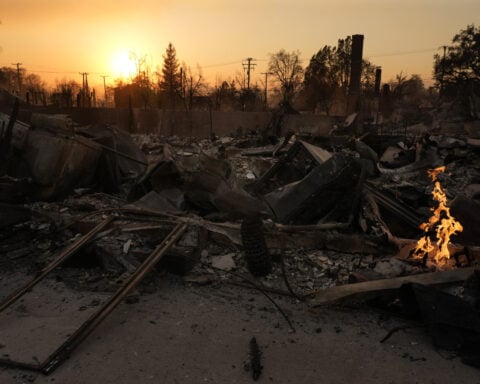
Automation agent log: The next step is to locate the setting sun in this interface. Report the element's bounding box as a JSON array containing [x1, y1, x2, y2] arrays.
[[111, 51, 137, 80]]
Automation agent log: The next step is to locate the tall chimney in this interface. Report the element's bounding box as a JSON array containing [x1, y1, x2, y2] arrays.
[[374, 67, 382, 96], [347, 34, 364, 115]]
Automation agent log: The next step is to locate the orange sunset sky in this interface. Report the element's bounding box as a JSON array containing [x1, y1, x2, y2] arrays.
[[1, 0, 479, 91]]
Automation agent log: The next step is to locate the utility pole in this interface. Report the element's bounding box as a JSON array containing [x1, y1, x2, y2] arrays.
[[100, 75, 109, 105], [261, 72, 272, 109], [79, 72, 89, 93], [11, 62, 22, 94], [242, 57, 257, 90], [79, 72, 89, 107]]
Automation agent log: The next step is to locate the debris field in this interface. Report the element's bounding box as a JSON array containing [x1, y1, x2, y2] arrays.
[[1, 92, 480, 383]]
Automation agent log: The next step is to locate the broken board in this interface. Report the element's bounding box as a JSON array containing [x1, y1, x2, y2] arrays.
[[309, 267, 476, 306]]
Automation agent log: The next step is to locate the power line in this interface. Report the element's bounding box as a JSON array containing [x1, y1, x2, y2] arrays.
[[367, 47, 437, 58], [24, 69, 83, 75], [35, 69, 103, 75], [1, 59, 267, 78], [202, 60, 243, 69], [0, 64, 103, 75]]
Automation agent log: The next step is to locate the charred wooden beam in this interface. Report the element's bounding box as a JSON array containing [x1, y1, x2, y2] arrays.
[[0, 221, 187, 374], [309, 267, 476, 306], [0, 217, 114, 312], [364, 183, 423, 229], [42, 222, 187, 374]]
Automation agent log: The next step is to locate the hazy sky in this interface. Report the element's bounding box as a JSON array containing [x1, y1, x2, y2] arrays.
[[1, 0, 479, 89]]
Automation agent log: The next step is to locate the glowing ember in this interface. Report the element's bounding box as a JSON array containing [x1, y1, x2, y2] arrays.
[[412, 166, 463, 264]]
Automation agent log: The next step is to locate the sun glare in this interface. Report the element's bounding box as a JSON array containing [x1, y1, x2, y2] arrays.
[[111, 52, 137, 79]]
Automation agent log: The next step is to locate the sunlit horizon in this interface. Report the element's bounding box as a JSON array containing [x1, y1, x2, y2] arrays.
[[1, 0, 479, 90], [0, 46, 442, 90]]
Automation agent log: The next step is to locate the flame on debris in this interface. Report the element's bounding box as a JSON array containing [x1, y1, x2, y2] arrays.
[[412, 166, 463, 264]]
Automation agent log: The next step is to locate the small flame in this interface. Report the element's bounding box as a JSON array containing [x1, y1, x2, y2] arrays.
[[413, 166, 463, 264]]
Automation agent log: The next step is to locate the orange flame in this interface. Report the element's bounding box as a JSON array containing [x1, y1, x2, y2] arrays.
[[413, 166, 463, 264]]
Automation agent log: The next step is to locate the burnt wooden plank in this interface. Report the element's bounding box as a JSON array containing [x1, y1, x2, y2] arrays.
[[309, 267, 476, 306]]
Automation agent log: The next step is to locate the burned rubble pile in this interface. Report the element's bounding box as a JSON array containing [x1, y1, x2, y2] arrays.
[[2, 100, 480, 372]]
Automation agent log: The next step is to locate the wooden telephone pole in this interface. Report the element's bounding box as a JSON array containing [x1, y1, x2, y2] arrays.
[[242, 58, 257, 90], [11, 62, 22, 93], [261, 72, 272, 109], [100, 75, 110, 105]]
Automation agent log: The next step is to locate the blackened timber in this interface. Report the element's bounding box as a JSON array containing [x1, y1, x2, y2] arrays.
[[250, 140, 332, 196], [364, 183, 422, 229], [310, 267, 476, 306], [0, 221, 187, 374], [264, 154, 361, 224], [42, 222, 187, 374], [250, 140, 305, 196], [0, 217, 114, 313]]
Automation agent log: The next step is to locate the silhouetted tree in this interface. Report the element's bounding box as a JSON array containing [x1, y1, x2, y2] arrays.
[[300, 36, 378, 114], [180, 64, 207, 110], [112, 53, 155, 109], [301, 46, 339, 114], [434, 24, 480, 101], [24, 73, 47, 104], [0, 67, 18, 93], [387, 73, 431, 124], [268, 49, 304, 104], [337, 36, 352, 90], [361, 60, 377, 97], [133, 57, 154, 109], [388, 73, 429, 110], [213, 79, 238, 110], [0, 67, 48, 104], [159, 42, 181, 108], [239, 86, 263, 112], [51, 78, 80, 107]]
